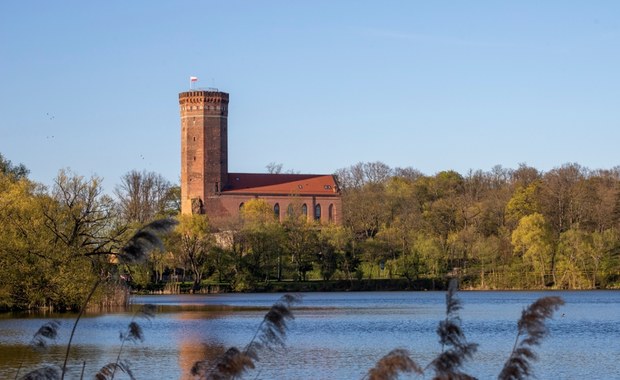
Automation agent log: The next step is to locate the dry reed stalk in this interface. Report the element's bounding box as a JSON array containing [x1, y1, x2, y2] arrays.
[[95, 304, 156, 380], [365, 348, 423, 380], [191, 294, 301, 380], [498, 296, 565, 380], [429, 278, 478, 380]]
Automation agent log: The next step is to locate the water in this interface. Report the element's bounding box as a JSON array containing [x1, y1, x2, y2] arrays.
[[1, 291, 619, 379]]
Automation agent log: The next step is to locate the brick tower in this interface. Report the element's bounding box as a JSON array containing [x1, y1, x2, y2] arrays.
[[179, 90, 229, 215]]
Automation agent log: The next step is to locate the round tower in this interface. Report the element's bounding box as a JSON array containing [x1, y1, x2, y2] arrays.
[[179, 90, 229, 215]]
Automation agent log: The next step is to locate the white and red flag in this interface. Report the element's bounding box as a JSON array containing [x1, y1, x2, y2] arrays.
[[190, 76, 198, 82]]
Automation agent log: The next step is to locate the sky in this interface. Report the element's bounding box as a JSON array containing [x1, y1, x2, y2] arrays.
[[1, 1, 619, 194]]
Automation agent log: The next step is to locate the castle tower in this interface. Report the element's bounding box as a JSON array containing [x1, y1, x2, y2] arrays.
[[179, 90, 229, 215]]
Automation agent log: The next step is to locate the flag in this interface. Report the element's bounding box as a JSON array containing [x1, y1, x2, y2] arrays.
[[190, 76, 198, 82]]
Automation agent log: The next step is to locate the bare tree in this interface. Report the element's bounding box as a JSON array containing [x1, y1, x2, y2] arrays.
[[115, 170, 176, 224], [266, 162, 284, 174]]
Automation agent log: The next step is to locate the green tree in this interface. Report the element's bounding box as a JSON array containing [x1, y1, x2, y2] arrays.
[[240, 199, 286, 282], [283, 217, 319, 281], [511, 213, 555, 287], [556, 228, 592, 289], [174, 214, 214, 291], [505, 182, 541, 226], [320, 224, 358, 281]]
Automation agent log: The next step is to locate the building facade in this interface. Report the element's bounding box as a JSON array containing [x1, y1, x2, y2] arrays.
[[179, 90, 342, 223]]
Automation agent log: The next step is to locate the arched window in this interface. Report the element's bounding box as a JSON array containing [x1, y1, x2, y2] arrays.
[[287, 204, 294, 216], [314, 204, 321, 221], [301, 204, 308, 216], [328, 204, 334, 222], [239, 202, 244, 210], [274, 203, 280, 218]]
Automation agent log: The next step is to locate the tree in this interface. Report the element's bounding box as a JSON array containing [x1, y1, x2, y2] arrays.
[[266, 162, 283, 174], [556, 228, 592, 289], [320, 224, 357, 280], [511, 213, 555, 287], [39, 169, 125, 309], [0, 169, 132, 310], [239, 199, 286, 282], [539, 163, 586, 234], [174, 214, 214, 291], [0, 172, 47, 309], [334, 161, 392, 190], [505, 182, 542, 225], [115, 170, 176, 224], [0, 152, 29, 180], [283, 216, 319, 282]]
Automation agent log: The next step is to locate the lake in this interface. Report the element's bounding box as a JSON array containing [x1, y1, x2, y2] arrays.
[[1, 290, 619, 379]]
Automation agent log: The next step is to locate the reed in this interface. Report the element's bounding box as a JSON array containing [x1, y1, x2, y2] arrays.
[[365, 349, 423, 380], [365, 278, 563, 380], [498, 296, 565, 380], [95, 304, 156, 380], [191, 294, 301, 380]]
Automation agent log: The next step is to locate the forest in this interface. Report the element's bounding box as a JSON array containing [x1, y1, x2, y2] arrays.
[[1, 153, 619, 310]]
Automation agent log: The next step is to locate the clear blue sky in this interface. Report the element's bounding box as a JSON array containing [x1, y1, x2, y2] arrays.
[[1, 1, 619, 193]]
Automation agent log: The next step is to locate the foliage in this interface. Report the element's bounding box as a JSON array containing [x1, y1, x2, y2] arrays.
[[2, 151, 620, 309], [18, 215, 176, 380], [0, 152, 29, 180], [172, 214, 215, 291]]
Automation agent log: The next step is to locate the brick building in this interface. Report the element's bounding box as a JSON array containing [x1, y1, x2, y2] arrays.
[[179, 90, 342, 224]]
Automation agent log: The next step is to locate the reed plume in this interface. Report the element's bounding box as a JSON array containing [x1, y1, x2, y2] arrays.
[[498, 296, 564, 380], [19, 366, 61, 380], [117, 218, 178, 264], [30, 320, 60, 349], [191, 294, 301, 380], [429, 278, 478, 380], [364, 348, 422, 380], [95, 304, 156, 380]]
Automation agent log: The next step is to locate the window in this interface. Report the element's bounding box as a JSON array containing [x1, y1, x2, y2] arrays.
[[274, 203, 280, 218], [301, 204, 308, 216], [328, 204, 334, 222], [239, 202, 244, 210], [287, 204, 294, 216], [314, 204, 321, 221]]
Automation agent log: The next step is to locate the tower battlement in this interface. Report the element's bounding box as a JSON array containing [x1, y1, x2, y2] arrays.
[[179, 91, 229, 103]]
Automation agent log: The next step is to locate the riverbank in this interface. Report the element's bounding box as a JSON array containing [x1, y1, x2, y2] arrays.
[[133, 276, 620, 295], [133, 278, 449, 294]]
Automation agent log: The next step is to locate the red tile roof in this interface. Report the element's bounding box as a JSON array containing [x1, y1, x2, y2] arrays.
[[223, 173, 340, 195]]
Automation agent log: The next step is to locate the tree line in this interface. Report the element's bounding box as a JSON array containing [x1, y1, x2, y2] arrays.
[[1, 153, 619, 310]]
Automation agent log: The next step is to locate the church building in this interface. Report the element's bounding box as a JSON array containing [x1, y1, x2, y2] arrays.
[[179, 90, 342, 224]]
